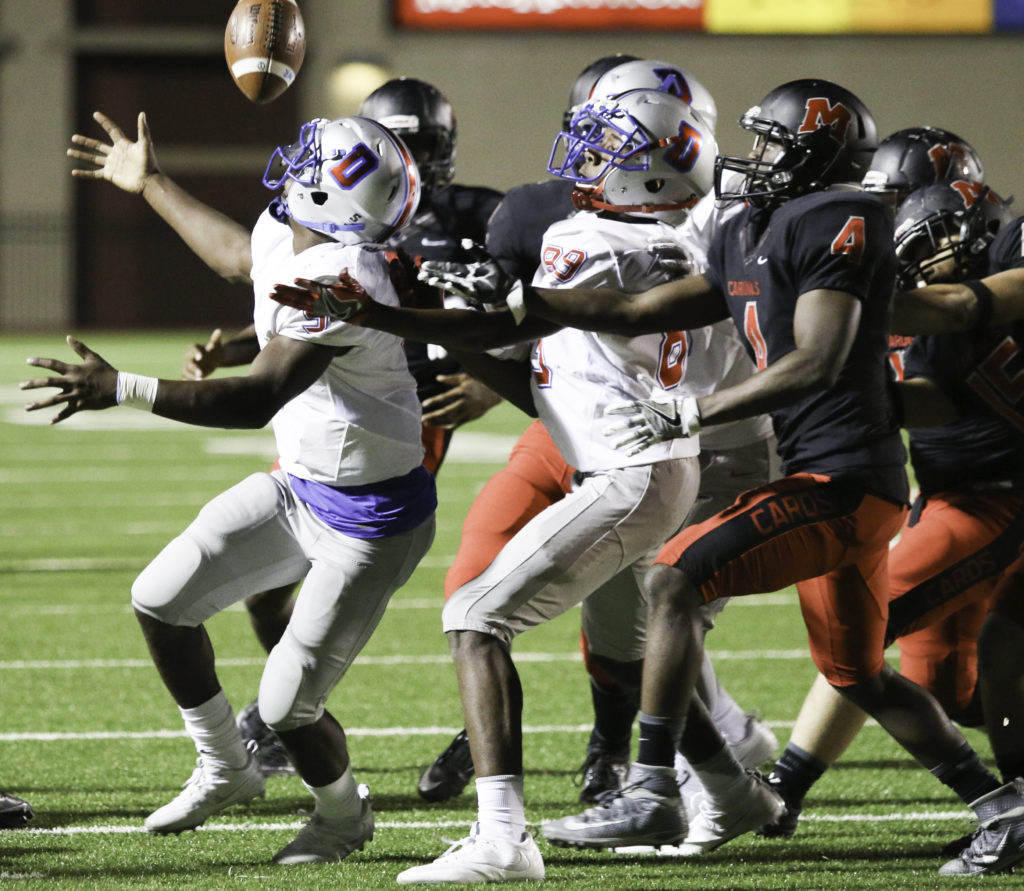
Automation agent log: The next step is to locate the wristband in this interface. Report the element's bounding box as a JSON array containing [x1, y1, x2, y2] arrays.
[[505, 280, 527, 325], [681, 395, 703, 436], [963, 279, 994, 331], [116, 372, 158, 411]]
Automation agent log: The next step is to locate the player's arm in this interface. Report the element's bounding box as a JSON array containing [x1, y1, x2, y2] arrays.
[[68, 111, 252, 284], [420, 372, 505, 428], [22, 333, 333, 428], [698, 288, 860, 427], [182, 324, 261, 380], [892, 268, 1024, 334], [521, 273, 729, 335]]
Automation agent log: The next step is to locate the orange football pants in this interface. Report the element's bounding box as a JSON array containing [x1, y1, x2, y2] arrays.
[[655, 473, 907, 686]]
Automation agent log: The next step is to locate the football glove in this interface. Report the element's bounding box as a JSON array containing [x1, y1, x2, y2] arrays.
[[418, 258, 514, 307], [270, 271, 372, 323], [604, 394, 702, 455]]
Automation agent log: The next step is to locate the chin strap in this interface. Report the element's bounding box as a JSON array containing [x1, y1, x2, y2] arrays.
[[571, 185, 699, 216]]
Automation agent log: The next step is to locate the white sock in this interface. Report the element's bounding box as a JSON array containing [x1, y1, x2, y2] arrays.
[[179, 691, 248, 770], [304, 766, 361, 822], [691, 745, 746, 799], [476, 774, 526, 840]]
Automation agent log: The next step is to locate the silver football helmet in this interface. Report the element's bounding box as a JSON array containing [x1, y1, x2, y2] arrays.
[[263, 116, 421, 244], [589, 59, 718, 132]]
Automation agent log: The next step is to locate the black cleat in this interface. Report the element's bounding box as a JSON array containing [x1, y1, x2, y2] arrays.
[[0, 792, 34, 829], [755, 771, 803, 839], [418, 730, 475, 802], [236, 699, 296, 777], [575, 749, 629, 804]]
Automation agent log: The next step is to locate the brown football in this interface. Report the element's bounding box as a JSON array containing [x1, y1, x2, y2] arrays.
[[224, 0, 306, 104]]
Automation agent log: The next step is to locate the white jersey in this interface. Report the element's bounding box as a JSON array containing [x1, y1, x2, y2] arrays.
[[250, 209, 424, 486], [673, 177, 774, 450], [529, 213, 707, 472]]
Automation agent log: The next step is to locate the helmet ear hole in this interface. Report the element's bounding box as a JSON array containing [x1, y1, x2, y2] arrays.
[[644, 179, 665, 194], [311, 191, 329, 207]]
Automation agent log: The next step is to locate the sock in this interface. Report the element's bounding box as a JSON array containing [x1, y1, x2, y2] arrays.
[[304, 766, 361, 822], [637, 713, 685, 768], [697, 652, 749, 745], [179, 690, 248, 770], [476, 774, 526, 840], [770, 743, 828, 806], [691, 743, 746, 798], [588, 679, 637, 756], [930, 742, 1001, 806]]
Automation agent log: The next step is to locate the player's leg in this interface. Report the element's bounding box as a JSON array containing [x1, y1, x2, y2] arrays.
[[131, 472, 311, 834], [264, 513, 435, 864], [763, 491, 1020, 838], [420, 421, 574, 803], [397, 458, 699, 883]]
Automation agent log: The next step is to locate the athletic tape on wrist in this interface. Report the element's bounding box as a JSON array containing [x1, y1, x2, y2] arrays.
[[116, 372, 158, 411], [505, 281, 526, 325], [681, 395, 702, 435]]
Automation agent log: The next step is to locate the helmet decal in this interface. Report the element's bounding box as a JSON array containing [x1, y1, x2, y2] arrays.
[[329, 144, 380, 189], [798, 98, 853, 143]]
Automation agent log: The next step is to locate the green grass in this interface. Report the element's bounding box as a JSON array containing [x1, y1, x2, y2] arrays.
[[0, 333, 1006, 889]]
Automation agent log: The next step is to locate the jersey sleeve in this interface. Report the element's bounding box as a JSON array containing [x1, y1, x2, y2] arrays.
[[788, 196, 895, 300]]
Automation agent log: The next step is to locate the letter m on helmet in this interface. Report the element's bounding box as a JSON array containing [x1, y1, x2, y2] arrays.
[[798, 98, 853, 144]]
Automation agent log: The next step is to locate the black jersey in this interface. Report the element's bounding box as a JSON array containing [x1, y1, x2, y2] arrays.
[[386, 183, 503, 400], [904, 214, 1024, 494], [705, 190, 908, 501], [485, 179, 577, 281]]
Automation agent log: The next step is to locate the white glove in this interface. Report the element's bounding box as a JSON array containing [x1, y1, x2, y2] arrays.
[[418, 259, 514, 306], [604, 395, 702, 455]]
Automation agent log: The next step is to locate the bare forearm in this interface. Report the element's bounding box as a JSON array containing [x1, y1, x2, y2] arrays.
[[522, 276, 727, 335], [363, 302, 551, 350], [141, 173, 252, 283], [152, 377, 276, 428]]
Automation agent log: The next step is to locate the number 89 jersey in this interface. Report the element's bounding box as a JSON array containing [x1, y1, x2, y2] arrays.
[[529, 212, 710, 472]]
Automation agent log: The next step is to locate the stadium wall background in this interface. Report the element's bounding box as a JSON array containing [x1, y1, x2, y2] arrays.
[[1, 0, 1021, 330]]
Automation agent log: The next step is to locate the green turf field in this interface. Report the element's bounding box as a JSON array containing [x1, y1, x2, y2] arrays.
[[0, 333, 1006, 888]]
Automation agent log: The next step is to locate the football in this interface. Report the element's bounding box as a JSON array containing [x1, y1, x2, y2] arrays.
[[224, 0, 306, 104]]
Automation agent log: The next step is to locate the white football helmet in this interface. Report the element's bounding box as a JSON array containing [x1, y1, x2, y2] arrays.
[[589, 60, 718, 132], [262, 116, 420, 244], [548, 88, 717, 224]]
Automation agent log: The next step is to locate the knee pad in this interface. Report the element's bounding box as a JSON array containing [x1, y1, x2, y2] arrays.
[[259, 634, 324, 732], [130, 533, 206, 626]]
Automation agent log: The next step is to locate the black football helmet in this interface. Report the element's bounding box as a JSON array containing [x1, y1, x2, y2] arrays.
[[715, 79, 877, 208], [861, 126, 984, 207], [563, 54, 641, 129], [893, 181, 1013, 289], [359, 77, 456, 195]]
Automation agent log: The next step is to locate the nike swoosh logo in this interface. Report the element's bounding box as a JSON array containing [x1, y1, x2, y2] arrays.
[[756, 256, 769, 265], [421, 238, 448, 246], [646, 404, 681, 427]]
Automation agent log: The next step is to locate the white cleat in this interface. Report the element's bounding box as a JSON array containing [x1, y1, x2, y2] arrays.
[[273, 788, 374, 864], [727, 714, 779, 770], [672, 770, 784, 856], [396, 823, 544, 884], [144, 749, 265, 834]]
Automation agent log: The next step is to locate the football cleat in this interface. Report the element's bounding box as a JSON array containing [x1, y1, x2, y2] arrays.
[[144, 746, 265, 834], [755, 771, 803, 839], [728, 713, 779, 770], [417, 729, 475, 803], [273, 787, 374, 864], [236, 699, 296, 777], [396, 823, 544, 884], [673, 770, 784, 856], [543, 766, 686, 850], [0, 791, 34, 829], [939, 777, 1024, 877], [575, 748, 630, 804]]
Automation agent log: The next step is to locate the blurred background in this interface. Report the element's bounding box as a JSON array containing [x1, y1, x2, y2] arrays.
[[1, 0, 1022, 332]]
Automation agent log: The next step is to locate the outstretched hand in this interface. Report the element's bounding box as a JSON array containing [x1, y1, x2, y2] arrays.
[[21, 336, 119, 424], [270, 270, 373, 323], [67, 110, 159, 195], [418, 259, 514, 307]]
